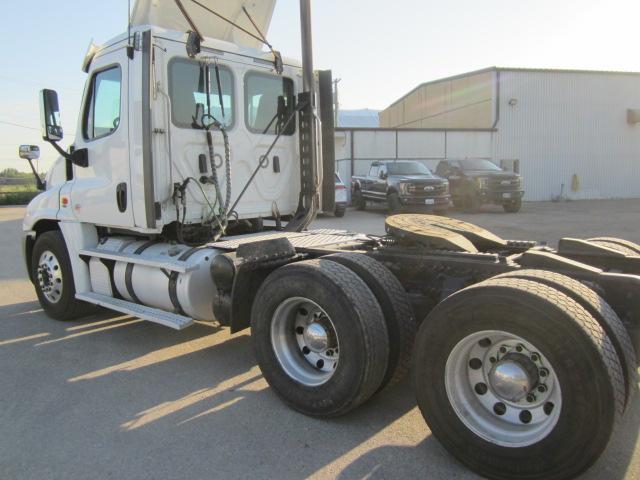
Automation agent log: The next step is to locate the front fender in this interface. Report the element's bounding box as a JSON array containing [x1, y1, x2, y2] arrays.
[[22, 187, 61, 232]]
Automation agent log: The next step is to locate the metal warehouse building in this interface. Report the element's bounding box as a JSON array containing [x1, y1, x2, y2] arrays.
[[367, 67, 640, 201]]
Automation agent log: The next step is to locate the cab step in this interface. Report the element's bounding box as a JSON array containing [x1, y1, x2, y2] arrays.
[[76, 292, 194, 330]]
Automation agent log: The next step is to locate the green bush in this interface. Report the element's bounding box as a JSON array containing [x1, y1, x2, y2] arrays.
[[0, 191, 39, 205]]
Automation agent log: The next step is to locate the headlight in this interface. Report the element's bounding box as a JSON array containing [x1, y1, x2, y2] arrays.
[[399, 182, 409, 195], [443, 181, 449, 194]]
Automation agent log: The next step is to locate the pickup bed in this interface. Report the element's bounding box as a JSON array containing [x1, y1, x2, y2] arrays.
[[351, 160, 451, 212]]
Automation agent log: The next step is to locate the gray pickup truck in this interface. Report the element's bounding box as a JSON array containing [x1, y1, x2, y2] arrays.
[[351, 160, 451, 213]]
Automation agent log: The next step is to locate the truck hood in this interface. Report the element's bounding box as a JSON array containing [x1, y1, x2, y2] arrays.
[[462, 170, 521, 180], [391, 175, 445, 184], [131, 0, 276, 50]]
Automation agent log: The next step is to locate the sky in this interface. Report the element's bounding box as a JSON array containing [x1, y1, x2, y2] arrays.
[[1, 0, 639, 171]]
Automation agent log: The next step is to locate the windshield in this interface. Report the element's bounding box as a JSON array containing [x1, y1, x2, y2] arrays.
[[459, 159, 502, 172], [387, 162, 433, 176]]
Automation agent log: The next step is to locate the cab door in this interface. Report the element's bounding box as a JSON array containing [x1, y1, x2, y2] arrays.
[[70, 47, 134, 228]]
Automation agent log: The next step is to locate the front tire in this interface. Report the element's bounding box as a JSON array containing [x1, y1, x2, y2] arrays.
[[31, 231, 95, 320], [503, 199, 522, 213], [413, 278, 624, 480], [334, 205, 346, 217], [251, 259, 389, 417], [387, 193, 402, 213], [353, 190, 366, 210]]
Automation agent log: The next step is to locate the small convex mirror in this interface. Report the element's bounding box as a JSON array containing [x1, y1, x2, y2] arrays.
[[39, 89, 63, 141], [19, 145, 40, 161]]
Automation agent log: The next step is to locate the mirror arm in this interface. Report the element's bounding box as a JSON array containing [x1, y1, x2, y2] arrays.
[[45, 140, 88, 168], [24, 158, 45, 191]]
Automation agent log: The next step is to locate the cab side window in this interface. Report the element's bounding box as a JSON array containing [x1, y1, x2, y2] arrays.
[[369, 165, 379, 177], [83, 66, 122, 140], [245, 72, 295, 135]]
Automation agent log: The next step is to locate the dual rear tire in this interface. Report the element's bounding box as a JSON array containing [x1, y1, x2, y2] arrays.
[[413, 276, 627, 480], [251, 255, 415, 417]]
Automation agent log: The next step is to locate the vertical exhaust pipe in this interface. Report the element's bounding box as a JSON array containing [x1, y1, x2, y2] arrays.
[[300, 0, 315, 98], [286, 0, 320, 231]]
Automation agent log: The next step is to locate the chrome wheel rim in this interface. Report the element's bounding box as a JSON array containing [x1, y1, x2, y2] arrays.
[[271, 297, 339, 386], [445, 330, 562, 447], [37, 250, 63, 304]]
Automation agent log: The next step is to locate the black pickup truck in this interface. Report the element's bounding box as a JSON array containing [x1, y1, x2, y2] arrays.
[[351, 160, 451, 213], [435, 159, 524, 213]]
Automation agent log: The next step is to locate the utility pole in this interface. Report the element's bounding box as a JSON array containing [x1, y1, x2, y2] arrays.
[[333, 78, 341, 127]]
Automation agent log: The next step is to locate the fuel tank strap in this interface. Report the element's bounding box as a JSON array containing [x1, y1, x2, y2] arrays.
[[168, 246, 213, 316], [125, 240, 158, 305]]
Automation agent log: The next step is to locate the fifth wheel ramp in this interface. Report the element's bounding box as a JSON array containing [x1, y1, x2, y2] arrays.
[[385, 214, 508, 252], [385, 215, 479, 253]]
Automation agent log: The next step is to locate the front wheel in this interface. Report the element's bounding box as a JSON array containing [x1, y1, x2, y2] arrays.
[[503, 198, 522, 213], [387, 193, 402, 213], [334, 205, 346, 217], [31, 231, 95, 320], [352, 190, 366, 210], [413, 277, 624, 480]]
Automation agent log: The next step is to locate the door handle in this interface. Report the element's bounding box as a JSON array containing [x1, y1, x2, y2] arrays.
[[116, 183, 127, 213]]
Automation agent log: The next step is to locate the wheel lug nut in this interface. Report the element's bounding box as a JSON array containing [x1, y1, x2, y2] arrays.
[[326, 349, 333, 356], [316, 359, 324, 368], [516, 344, 524, 352], [531, 353, 540, 362], [478, 338, 492, 348], [537, 384, 547, 393], [302, 346, 310, 355], [499, 346, 508, 354], [539, 368, 549, 378], [474, 383, 488, 395], [493, 402, 506, 416], [295, 326, 304, 335], [544, 402, 555, 415], [519, 410, 532, 424], [468, 358, 482, 370], [526, 393, 536, 402], [489, 356, 497, 364]]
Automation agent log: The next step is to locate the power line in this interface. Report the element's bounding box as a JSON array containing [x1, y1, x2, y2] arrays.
[[0, 120, 75, 137], [0, 120, 39, 131]]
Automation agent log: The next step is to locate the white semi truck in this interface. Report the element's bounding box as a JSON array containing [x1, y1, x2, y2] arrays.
[[21, 1, 639, 479]]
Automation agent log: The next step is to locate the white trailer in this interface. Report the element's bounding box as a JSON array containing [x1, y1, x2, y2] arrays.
[[20, 2, 639, 479]]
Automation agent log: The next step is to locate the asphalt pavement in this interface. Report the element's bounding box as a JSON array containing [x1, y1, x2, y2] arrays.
[[1, 201, 639, 479]]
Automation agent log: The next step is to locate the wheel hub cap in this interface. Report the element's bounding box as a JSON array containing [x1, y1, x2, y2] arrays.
[[270, 297, 340, 386], [489, 354, 538, 402], [37, 250, 63, 304], [303, 323, 329, 352]]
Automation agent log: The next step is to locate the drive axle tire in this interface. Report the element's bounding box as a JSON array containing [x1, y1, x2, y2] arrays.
[[322, 253, 416, 389], [495, 269, 637, 410], [413, 278, 624, 480], [31, 231, 96, 321], [587, 237, 640, 255], [251, 259, 389, 417], [588, 238, 640, 256], [503, 199, 522, 213]]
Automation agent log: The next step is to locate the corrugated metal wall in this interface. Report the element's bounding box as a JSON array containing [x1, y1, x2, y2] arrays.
[[493, 70, 640, 200], [379, 69, 496, 129]]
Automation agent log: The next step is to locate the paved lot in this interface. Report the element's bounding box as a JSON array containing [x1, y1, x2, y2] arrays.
[[1, 202, 639, 480]]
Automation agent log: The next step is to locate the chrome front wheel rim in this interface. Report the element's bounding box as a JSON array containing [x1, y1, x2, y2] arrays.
[[445, 330, 562, 447], [271, 297, 340, 386], [37, 250, 63, 304]]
